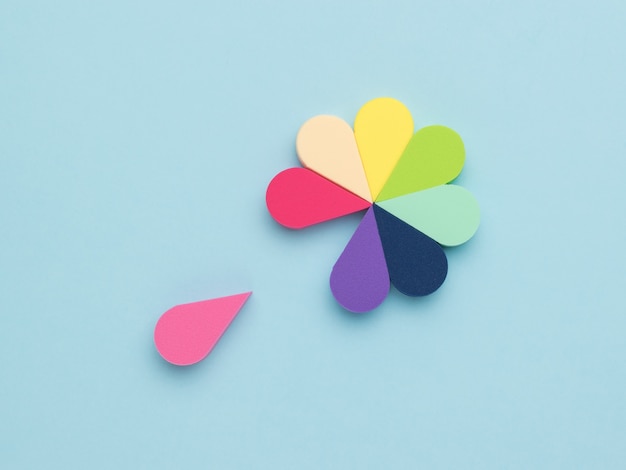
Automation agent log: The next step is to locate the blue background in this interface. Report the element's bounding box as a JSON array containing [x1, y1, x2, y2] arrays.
[[2, 1, 626, 468]]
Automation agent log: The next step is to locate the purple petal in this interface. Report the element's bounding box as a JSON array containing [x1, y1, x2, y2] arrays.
[[330, 207, 390, 312]]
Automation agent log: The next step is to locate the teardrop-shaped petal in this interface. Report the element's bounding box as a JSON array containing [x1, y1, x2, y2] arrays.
[[377, 125, 465, 202], [377, 185, 480, 247], [354, 97, 414, 200], [297, 115, 372, 202], [373, 205, 447, 296], [266, 168, 371, 229], [330, 207, 390, 312], [154, 292, 251, 366]]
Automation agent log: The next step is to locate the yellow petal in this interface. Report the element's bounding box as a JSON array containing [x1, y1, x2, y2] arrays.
[[354, 98, 414, 200]]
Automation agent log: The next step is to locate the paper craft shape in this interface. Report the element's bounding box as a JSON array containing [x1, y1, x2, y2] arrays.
[[297, 115, 372, 202], [266, 97, 480, 312], [266, 168, 370, 229], [373, 205, 448, 297], [377, 184, 479, 247], [154, 292, 251, 366], [377, 125, 465, 201], [354, 97, 414, 200], [330, 207, 389, 312]]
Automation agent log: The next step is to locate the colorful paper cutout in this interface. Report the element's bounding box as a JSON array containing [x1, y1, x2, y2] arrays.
[[266, 168, 371, 229], [330, 207, 389, 313], [373, 205, 447, 296], [377, 185, 480, 247], [377, 125, 465, 201], [354, 97, 414, 200], [267, 97, 480, 312], [154, 292, 251, 366], [297, 115, 372, 202]]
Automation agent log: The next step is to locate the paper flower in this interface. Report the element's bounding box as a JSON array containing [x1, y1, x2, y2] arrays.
[[266, 98, 480, 312]]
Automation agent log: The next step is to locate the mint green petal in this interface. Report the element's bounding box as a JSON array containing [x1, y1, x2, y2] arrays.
[[377, 185, 480, 247], [376, 125, 465, 202]]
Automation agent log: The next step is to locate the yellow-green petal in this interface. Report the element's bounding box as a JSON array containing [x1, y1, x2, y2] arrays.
[[376, 185, 479, 247], [376, 125, 465, 202]]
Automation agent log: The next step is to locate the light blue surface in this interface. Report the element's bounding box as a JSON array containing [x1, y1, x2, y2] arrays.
[[2, 1, 626, 468]]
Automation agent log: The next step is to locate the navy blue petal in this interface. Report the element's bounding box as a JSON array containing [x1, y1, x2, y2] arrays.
[[373, 204, 448, 297]]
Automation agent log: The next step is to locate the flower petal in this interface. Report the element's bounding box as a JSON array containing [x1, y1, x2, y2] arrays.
[[354, 97, 414, 200], [377, 185, 480, 247], [297, 115, 372, 202], [330, 207, 389, 312], [373, 204, 448, 296], [154, 293, 251, 366], [266, 168, 371, 229], [377, 126, 465, 202]]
